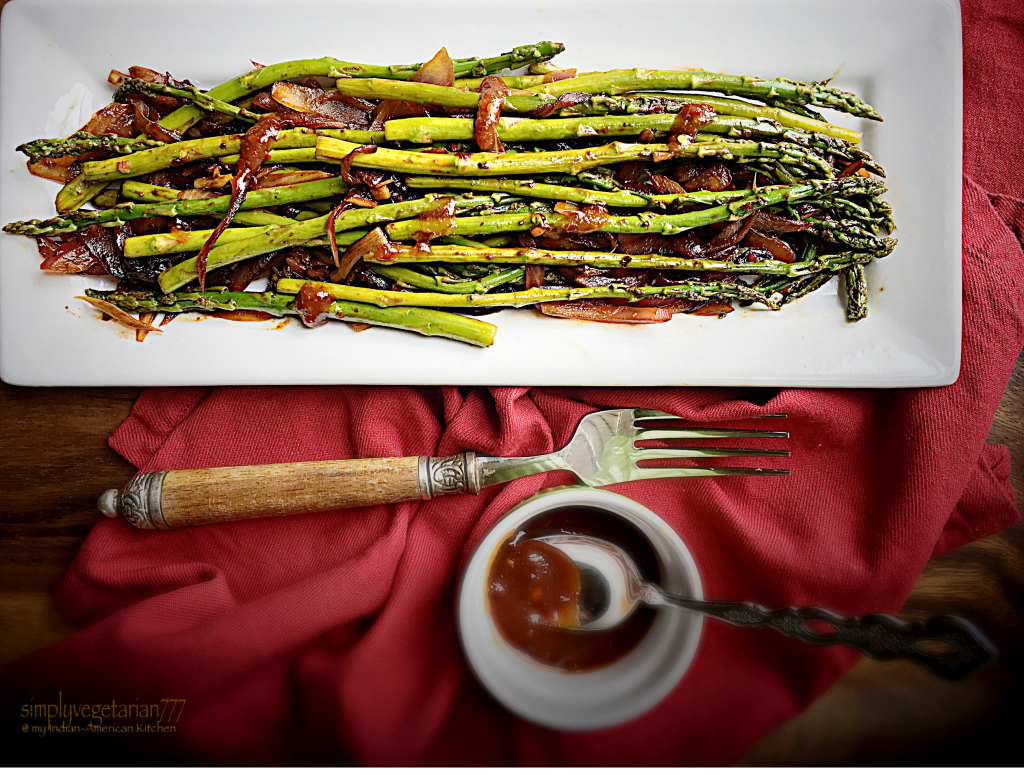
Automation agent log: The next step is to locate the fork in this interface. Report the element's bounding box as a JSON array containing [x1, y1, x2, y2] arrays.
[[97, 408, 790, 530]]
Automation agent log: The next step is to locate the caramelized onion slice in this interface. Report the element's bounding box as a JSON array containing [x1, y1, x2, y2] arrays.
[[294, 284, 335, 328], [631, 297, 704, 313], [281, 246, 332, 280], [270, 81, 326, 113], [542, 68, 577, 83], [193, 173, 232, 189], [128, 66, 166, 84], [226, 251, 286, 292], [750, 211, 811, 234], [742, 229, 796, 263], [85, 102, 138, 138], [136, 312, 158, 342], [333, 227, 392, 281], [667, 103, 715, 153], [251, 92, 278, 112], [683, 163, 732, 192], [528, 91, 590, 119], [326, 201, 352, 267], [410, 47, 455, 86], [672, 160, 705, 184], [27, 103, 137, 182], [39, 238, 98, 273], [535, 230, 616, 253], [705, 214, 755, 254], [646, 172, 686, 194], [38, 225, 120, 274], [615, 162, 657, 194], [552, 201, 612, 233], [126, 66, 190, 88], [77, 296, 162, 332], [28, 157, 78, 183], [343, 191, 378, 208], [670, 233, 704, 258], [670, 103, 716, 138], [616, 233, 673, 255], [839, 160, 865, 178], [370, 47, 454, 131], [688, 301, 734, 317], [252, 169, 333, 189], [81, 224, 122, 273], [337, 144, 378, 185], [270, 81, 370, 126], [370, 97, 427, 130], [540, 301, 672, 323], [525, 265, 546, 289], [475, 76, 510, 152], [128, 95, 182, 143]]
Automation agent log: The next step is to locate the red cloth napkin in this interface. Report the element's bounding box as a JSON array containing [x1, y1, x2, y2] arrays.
[[4, 0, 1023, 765]]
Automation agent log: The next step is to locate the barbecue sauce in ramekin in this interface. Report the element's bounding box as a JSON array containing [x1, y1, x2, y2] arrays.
[[486, 506, 660, 672]]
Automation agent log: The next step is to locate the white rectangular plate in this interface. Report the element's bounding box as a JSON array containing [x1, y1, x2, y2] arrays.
[[0, 0, 962, 387]]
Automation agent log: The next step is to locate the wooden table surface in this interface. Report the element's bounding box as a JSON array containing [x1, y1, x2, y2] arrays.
[[1, 353, 1022, 765]]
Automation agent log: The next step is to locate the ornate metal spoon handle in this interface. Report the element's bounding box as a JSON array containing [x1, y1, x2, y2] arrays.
[[660, 595, 996, 679]]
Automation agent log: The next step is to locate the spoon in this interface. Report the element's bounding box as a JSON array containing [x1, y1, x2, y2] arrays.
[[535, 534, 997, 679]]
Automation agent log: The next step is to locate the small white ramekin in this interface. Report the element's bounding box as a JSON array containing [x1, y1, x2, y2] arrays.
[[457, 486, 703, 730]]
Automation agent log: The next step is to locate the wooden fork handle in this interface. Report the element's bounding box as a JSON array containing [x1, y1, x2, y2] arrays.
[[97, 452, 481, 529]]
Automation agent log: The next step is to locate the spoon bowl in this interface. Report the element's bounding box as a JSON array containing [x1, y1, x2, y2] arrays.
[[535, 534, 650, 630]]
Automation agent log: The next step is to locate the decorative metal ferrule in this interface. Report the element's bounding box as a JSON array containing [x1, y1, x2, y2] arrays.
[[96, 470, 169, 529], [418, 452, 481, 500]]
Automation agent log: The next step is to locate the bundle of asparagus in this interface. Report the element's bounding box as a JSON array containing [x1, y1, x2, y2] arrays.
[[3, 43, 894, 347]]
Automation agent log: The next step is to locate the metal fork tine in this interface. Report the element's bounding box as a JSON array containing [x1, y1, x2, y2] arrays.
[[631, 408, 686, 422], [635, 447, 791, 459], [629, 465, 791, 480], [635, 427, 789, 440], [481, 407, 791, 489]]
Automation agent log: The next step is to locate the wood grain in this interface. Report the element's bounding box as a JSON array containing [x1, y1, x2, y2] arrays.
[[0, 385, 139, 660], [740, 348, 1024, 765], [157, 457, 424, 527]]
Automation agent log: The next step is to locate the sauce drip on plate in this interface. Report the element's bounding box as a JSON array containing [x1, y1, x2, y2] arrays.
[[486, 506, 659, 672]]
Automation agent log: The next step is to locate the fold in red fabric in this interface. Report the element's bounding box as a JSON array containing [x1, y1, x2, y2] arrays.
[[3, 0, 1024, 765]]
